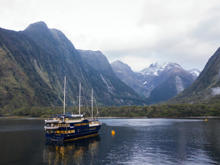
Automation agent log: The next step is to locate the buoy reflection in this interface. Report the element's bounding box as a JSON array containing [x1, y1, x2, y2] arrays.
[[111, 129, 116, 136]]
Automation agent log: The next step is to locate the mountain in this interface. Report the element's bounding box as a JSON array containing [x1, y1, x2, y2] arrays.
[[140, 63, 167, 76], [78, 50, 114, 75], [146, 63, 197, 104], [171, 47, 220, 104], [111, 60, 145, 96], [77, 50, 144, 105], [111, 61, 199, 104], [0, 21, 145, 111]]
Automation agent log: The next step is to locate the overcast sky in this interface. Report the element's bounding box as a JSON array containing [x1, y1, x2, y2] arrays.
[[1, 0, 220, 71]]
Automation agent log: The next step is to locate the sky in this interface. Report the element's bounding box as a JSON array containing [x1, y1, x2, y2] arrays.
[[1, 0, 220, 71]]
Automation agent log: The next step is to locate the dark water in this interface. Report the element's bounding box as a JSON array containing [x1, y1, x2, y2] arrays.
[[0, 118, 220, 165]]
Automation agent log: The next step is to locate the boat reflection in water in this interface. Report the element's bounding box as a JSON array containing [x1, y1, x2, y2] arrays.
[[43, 136, 100, 165]]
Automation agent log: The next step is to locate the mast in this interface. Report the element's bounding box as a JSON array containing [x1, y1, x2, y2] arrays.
[[63, 76, 66, 115], [78, 83, 81, 115], [91, 88, 94, 119]]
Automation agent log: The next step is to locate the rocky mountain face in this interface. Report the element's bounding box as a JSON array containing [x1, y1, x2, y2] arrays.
[[0, 22, 145, 111], [111, 61, 199, 104], [77, 50, 144, 105], [171, 47, 220, 104], [78, 50, 114, 76], [145, 63, 197, 104], [111, 61, 145, 96]]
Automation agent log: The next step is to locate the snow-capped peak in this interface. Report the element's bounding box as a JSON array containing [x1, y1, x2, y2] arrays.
[[140, 63, 165, 76], [140, 62, 182, 76], [189, 69, 200, 77]]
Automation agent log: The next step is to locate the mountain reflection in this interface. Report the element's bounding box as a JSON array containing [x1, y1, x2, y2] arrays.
[[203, 120, 220, 163], [43, 136, 100, 165]]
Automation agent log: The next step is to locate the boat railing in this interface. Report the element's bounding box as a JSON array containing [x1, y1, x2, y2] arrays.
[[70, 114, 84, 118], [45, 119, 60, 123], [44, 126, 59, 130], [89, 120, 101, 127]]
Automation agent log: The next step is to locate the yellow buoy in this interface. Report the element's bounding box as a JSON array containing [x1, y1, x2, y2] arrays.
[[111, 130, 116, 136], [204, 118, 208, 122]]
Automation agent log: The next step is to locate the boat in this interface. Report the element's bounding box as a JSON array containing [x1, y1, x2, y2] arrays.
[[44, 77, 102, 143]]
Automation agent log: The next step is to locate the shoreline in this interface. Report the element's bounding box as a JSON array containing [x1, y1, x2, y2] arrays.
[[1, 115, 220, 120]]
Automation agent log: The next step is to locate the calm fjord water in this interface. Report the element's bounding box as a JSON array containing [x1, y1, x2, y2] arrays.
[[0, 118, 219, 165]]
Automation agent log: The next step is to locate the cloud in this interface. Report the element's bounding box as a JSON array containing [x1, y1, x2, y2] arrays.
[[192, 12, 220, 43], [212, 87, 220, 96], [0, 0, 220, 71], [107, 0, 220, 71]]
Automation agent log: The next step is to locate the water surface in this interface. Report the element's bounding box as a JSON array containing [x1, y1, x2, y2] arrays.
[[0, 118, 219, 165]]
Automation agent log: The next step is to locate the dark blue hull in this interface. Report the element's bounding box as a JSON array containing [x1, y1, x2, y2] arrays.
[[46, 125, 101, 143]]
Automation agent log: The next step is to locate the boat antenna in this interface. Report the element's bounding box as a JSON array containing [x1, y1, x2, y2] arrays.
[[63, 76, 66, 115], [95, 98, 99, 118], [91, 88, 94, 119], [79, 83, 81, 115]]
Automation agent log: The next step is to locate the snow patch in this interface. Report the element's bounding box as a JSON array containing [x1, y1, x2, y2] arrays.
[[175, 76, 184, 93], [140, 62, 183, 76], [189, 69, 200, 77], [140, 62, 167, 76], [143, 81, 148, 85]]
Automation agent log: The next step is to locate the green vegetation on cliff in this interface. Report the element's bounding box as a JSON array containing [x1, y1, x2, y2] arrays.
[[0, 22, 145, 112]]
